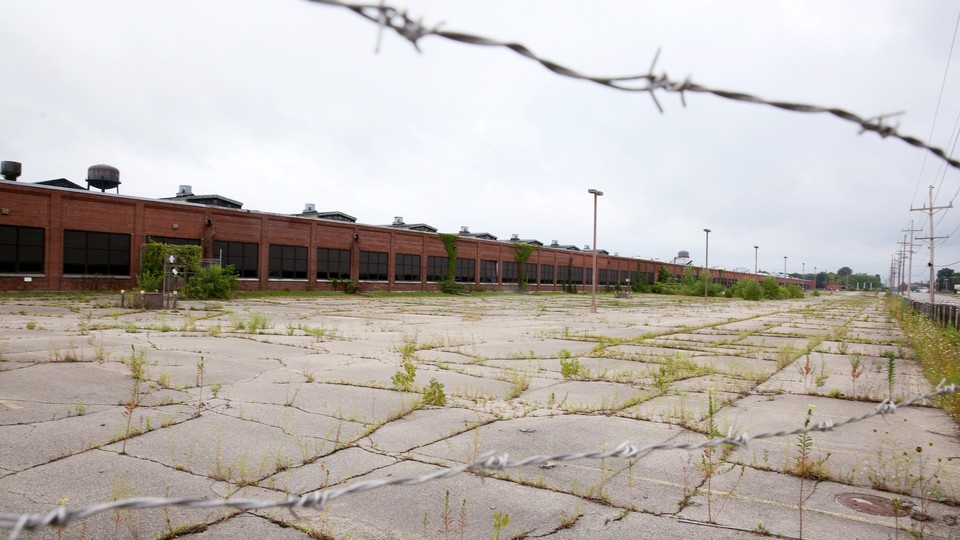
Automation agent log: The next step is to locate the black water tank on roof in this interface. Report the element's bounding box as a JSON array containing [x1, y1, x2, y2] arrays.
[[86, 164, 120, 191], [1, 161, 21, 181]]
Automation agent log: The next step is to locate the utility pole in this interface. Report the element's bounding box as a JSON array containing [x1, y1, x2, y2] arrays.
[[897, 235, 908, 296], [911, 185, 952, 308], [902, 220, 921, 298]]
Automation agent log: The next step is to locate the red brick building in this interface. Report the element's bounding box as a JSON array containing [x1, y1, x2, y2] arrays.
[[0, 164, 807, 293]]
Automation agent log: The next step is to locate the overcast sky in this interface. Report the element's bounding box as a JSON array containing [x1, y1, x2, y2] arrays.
[[3, 1, 960, 282]]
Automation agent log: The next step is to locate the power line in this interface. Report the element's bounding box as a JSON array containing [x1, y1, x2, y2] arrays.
[[931, 7, 960, 204]]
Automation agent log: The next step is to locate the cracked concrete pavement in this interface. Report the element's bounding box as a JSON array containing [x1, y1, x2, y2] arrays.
[[1, 291, 959, 539]]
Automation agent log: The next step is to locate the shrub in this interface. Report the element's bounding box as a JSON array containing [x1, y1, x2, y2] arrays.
[[784, 284, 805, 299], [183, 265, 238, 300], [762, 276, 782, 300], [733, 278, 763, 301]]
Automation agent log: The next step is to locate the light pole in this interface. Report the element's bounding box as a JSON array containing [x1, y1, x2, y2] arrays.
[[813, 266, 817, 290], [802, 262, 806, 289], [588, 188, 603, 313], [703, 229, 711, 300], [783, 256, 788, 280], [753, 245, 759, 277]]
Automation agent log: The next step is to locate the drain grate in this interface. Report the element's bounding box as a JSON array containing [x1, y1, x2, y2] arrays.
[[836, 493, 910, 517]]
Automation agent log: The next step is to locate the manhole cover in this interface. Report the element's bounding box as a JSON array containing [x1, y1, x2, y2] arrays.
[[836, 493, 910, 517]]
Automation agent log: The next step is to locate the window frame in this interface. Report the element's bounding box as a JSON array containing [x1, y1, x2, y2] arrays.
[[63, 230, 130, 276], [316, 247, 351, 281], [359, 251, 388, 281], [213, 240, 259, 279], [394, 253, 421, 282], [0, 225, 44, 274], [268, 244, 308, 280]]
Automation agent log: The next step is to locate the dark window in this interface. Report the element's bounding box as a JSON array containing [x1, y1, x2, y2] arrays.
[[359, 251, 388, 281], [63, 230, 129, 276], [146, 236, 201, 246], [317, 248, 351, 280], [455, 258, 476, 283], [395, 253, 421, 282], [598, 269, 607, 285], [213, 241, 258, 278], [620, 270, 630, 284], [269, 244, 307, 279], [525, 263, 538, 284], [427, 256, 448, 282], [572, 267, 583, 285], [501, 261, 519, 284], [558, 265, 569, 283], [0, 225, 44, 274], [540, 264, 554, 284], [586, 268, 593, 285], [480, 260, 498, 283]]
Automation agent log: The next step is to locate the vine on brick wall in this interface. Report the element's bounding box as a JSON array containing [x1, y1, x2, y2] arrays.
[[438, 233, 464, 294], [512, 243, 536, 289]]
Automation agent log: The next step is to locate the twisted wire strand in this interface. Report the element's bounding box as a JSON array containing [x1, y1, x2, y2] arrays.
[[302, 0, 960, 171], [2, 382, 957, 539]]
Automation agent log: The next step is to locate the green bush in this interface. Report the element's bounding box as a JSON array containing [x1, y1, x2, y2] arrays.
[[732, 278, 763, 301], [183, 265, 238, 300], [762, 276, 782, 300], [784, 284, 805, 299]]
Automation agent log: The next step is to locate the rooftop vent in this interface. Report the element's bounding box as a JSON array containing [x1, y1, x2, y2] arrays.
[[393, 216, 404, 225], [1, 161, 21, 181], [178, 185, 193, 197], [304, 203, 316, 213], [460, 226, 469, 233], [510, 234, 519, 241], [86, 164, 120, 192], [584, 244, 591, 251], [550, 240, 559, 247]]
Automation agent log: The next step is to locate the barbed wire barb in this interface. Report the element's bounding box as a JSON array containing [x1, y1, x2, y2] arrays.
[[2, 383, 957, 539]]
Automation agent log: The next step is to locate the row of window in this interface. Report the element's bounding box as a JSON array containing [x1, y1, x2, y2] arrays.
[[0, 226, 641, 285]]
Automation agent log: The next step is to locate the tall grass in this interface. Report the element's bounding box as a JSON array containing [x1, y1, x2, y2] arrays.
[[889, 298, 960, 420]]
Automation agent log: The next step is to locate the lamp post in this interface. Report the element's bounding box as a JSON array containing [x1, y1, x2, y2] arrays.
[[813, 266, 817, 290], [703, 229, 711, 300], [588, 188, 603, 313], [783, 256, 788, 280], [802, 262, 806, 290], [753, 245, 759, 277]]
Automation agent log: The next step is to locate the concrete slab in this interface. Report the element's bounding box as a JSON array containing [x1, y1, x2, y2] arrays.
[[0, 449, 236, 538], [679, 466, 958, 540], [1, 293, 958, 540], [257, 459, 623, 540]]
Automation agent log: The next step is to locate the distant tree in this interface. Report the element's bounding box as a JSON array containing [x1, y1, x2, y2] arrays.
[[937, 267, 956, 292], [837, 267, 853, 276]]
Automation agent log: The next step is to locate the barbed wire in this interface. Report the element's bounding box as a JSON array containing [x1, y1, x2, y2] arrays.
[[302, 0, 960, 172], [2, 381, 957, 539]]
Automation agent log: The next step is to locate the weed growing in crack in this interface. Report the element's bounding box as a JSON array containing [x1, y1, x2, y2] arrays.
[[423, 378, 447, 406], [849, 354, 865, 398], [491, 511, 510, 540], [195, 356, 205, 418], [505, 368, 530, 400], [885, 350, 897, 400], [558, 348, 582, 380], [392, 361, 416, 392], [795, 354, 814, 392], [120, 347, 146, 454], [793, 404, 830, 539], [777, 344, 800, 370]]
